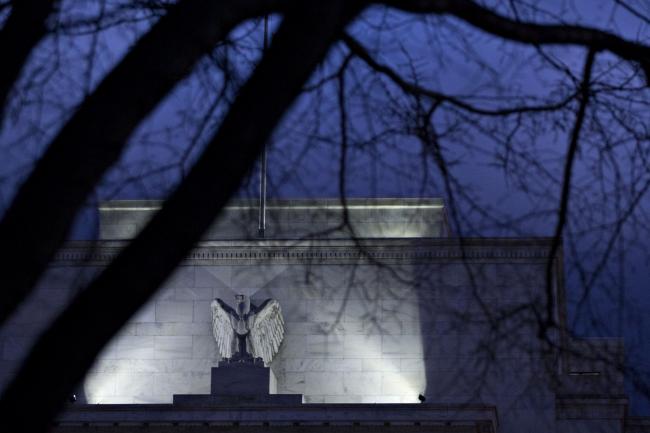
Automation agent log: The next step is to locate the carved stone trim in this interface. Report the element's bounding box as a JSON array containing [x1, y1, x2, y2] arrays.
[[51, 238, 556, 266]]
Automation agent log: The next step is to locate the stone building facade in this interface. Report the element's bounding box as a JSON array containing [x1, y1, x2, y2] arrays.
[[1, 199, 646, 432]]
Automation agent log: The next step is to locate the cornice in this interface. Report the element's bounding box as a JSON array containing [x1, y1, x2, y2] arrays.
[[51, 238, 558, 266], [55, 402, 498, 431]]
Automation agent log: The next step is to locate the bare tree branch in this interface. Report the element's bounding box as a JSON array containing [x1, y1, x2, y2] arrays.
[[615, 0, 650, 25], [382, 0, 650, 82], [544, 48, 596, 331], [342, 33, 579, 116], [0, 0, 286, 328], [0, 3, 362, 432]]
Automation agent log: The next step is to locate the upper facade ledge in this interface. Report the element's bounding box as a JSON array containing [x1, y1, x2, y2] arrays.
[[62, 237, 557, 248], [99, 197, 445, 210], [52, 237, 561, 266], [98, 197, 450, 240]]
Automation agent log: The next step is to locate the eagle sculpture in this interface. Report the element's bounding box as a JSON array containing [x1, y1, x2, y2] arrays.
[[210, 294, 285, 364]]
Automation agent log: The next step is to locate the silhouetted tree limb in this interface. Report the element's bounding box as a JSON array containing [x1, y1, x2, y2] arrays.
[[614, 0, 650, 25], [544, 49, 596, 331], [383, 0, 650, 82], [342, 33, 580, 116], [0, 2, 361, 432], [0, 0, 286, 328], [1, 0, 649, 429], [0, 0, 59, 123]]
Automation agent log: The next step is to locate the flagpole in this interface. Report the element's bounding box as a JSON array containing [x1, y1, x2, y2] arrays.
[[258, 15, 268, 238]]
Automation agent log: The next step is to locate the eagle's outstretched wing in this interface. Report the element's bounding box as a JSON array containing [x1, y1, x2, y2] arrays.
[[211, 299, 236, 359], [249, 299, 285, 364]]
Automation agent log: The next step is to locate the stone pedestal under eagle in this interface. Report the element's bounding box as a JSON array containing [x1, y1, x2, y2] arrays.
[[211, 295, 285, 364]]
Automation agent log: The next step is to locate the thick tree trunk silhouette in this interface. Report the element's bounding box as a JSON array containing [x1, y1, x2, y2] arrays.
[[1, 1, 650, 432], [0, 0, 58, 122], [3, 0, 648, 333], [0, 0, 283, 328], [0, 3, 361, 432]]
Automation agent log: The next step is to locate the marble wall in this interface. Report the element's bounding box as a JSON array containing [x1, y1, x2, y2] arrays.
[[1, 257, 556, 405], [0, 238, 629, 432]]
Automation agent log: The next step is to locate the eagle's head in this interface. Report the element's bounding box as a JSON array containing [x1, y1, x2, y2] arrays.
[[235, 294, 251, 316]]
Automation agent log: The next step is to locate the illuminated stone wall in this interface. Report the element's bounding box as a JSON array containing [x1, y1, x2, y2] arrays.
[[0, 239, 568, 409], [0, 199, 626, 433]]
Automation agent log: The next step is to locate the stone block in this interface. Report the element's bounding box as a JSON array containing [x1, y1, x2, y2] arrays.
[[306, 334, 344, 356], [275, 298, 309, 321], [382, 334, 423, 356], [127, 359, 172, 373], [342, 300, 382, 323], [277, 335, 307, 358], [101, 223, 137, 240], [327, 358, 363, 372], [400, 358, 426, 372], [115, 372, 155, 399], [154, 336, 192, 359], [154, 372, 210, 397], [278, 357, 362, 373], [87, 359, 127, 374], [400, 395, 421, 403], [193, 300, 212, 323], [304, 300, 346, 323], [381, 371, 425, 396], [170, 359, 213, 373], [276, 372, 306, 394], [137, 322, 179, 336], [114, 336, 154, 359], [360, 319, 401, 335], [303, 395, 325, 403], [317, 266, 357, 292], [305, 372, 344, 395], [175, 287, 213, 301], [137, 322, 212, 336], [194, 266, 231, 288], [344, 334, 382, 358], [343, 372, 381, 395], [190, 322, 213, 336], [381, 299, 421, 323], [323, 395, 362, 403], [362, 357, 400, 372], [84, 372, 117, 401], [260, 266, 317, 291], [155, 301, 193, 322], [283, 321, 319, 335], [192, 335, 219, 360], [231, 265, 288, 292], [164, 267, 195, 288]]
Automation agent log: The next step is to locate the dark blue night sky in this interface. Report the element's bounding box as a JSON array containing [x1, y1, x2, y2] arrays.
[[1, 0, 649, 414]]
